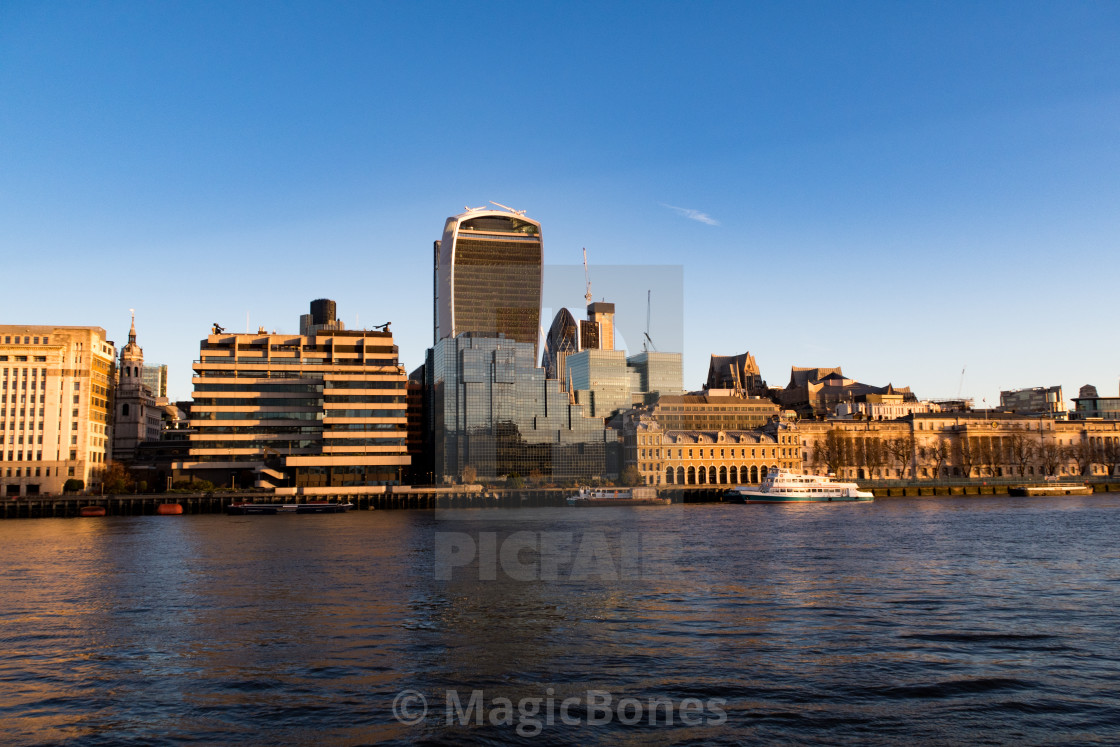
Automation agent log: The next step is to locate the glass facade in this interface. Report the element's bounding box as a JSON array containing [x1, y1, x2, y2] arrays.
[[567, 349, 636, 419], [627, 352, 683, 399], [436, 211, 543, 359], [141, 364, 167, 398], [1073, 397, 1120, 420], [426, 334, 616, 482]]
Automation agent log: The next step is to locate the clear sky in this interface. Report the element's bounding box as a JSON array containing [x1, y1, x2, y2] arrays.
[[2, 1, 1118, 406]]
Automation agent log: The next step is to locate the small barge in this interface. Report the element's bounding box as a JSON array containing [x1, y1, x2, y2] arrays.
[[226, 501, 354, 515], [567, 487, 670, 507], [1008, 483, 1092, 497]]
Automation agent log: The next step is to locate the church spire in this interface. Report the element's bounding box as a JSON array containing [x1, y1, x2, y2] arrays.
[[129, 308, 137, 345]]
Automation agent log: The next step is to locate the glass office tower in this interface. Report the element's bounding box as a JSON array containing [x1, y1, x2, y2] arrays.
[[434, 208, 543, 360], [426, 334, 615, 482]]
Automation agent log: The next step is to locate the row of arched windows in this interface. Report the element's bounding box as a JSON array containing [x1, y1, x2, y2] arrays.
[[663, 464, 778, 485]]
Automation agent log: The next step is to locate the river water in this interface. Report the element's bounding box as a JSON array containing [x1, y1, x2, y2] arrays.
[[1, 494, 1118, 745]]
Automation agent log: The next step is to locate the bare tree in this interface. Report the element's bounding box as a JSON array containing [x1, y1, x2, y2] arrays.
[[956, 436, 977, 478], [865, 436, 885, 478], [816, 429, 846, 475], [884, 435, 915, 479], [923, 437, 951, 479], [1006, 427, 1037, 477], [461, 464, 478, 484], [1103, 439, 1120, 478], [1039, 441, 1063, 476], [1070, 437, 1098, 476]]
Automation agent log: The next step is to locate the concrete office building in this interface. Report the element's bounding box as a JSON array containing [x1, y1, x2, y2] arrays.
[[434, 206, 543, 358], [176, 300, 409, 490], [999, 386, 1065, 415], [1, 325, 116, 496]]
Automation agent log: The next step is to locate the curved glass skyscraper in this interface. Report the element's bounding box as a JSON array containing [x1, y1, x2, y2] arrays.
[[434, 207, 543, 358]]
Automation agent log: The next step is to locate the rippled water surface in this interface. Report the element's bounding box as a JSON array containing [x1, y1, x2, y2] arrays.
[[1, 494, 1119, 745]]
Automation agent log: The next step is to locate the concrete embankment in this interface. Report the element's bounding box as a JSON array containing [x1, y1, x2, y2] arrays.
[[2, 482, 1115, 519]]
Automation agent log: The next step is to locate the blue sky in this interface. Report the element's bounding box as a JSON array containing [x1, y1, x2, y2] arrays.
[[2, 1, 1118, 405]]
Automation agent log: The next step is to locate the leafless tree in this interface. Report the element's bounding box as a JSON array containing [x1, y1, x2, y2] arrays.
[[924, 437, 951, 479], [884, 435, 915, 479], [1006, 427, 1037, 477], [816, 429, 846, 475], [1070, 437, 1098, 476], [956, 436, 977, 478], [1039, 441, 1063, 476], [865, 436, 885, 478]]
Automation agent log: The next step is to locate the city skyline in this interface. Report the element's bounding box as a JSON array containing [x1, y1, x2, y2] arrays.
[[3, 3, 1117, 405]]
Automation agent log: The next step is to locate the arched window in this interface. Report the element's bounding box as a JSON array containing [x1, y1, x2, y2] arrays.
[[709, 466, 718, 484], [729, 466, 738, 484], [665, 467, 674, 485], [697, 467, 706, 484], [677, 466, 685, 484], [750, 465, 758, 483], [686, 466, 695, 484], [760, 465, 768, 480]]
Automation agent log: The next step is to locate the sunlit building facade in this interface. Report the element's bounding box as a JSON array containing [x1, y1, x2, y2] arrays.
[[434, 207, 543, 359], [1, 325, 116, 495], [177, 301, 409, 489], [621, 413, 800, 486]]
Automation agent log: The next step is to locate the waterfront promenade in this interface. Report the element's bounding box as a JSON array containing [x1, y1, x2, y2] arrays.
[[2, 480, 1117, 519]]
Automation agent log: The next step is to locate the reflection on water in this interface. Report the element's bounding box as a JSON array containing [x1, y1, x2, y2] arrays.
[[1, 495, 1119, 745]]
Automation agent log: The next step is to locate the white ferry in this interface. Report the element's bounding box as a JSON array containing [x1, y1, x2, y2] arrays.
[[725, 470, 874, 503]]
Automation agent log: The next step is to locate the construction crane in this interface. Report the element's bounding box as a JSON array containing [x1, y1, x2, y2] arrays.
[[583, 248, 593, 307], [958, 365, 967, 398], [374, 322, 391, 332], [643, 290, 657, 352]]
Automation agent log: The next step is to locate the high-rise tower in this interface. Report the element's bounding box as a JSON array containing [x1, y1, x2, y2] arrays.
[[434, 205, 543, 359]]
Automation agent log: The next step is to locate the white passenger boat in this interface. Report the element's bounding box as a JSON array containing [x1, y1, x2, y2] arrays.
[[726, 470, 873, 503]]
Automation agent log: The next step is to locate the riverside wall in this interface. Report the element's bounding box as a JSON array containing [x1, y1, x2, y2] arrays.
[[2, 481, 1117, 519]]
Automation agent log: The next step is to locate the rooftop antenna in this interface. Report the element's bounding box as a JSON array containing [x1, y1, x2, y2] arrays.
[[583, 248, 593, 307], [489, 201, 526, 216], [643, 290, 657, 352]]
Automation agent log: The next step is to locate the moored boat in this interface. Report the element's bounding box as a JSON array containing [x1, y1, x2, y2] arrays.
[[1008, 483, 1093, 497], [226, 501, 354, 515], [567, 486, 670, 507], [79, 505, 107, 517], [726, 470, 873, 503], [156, 503, 184, 515]]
